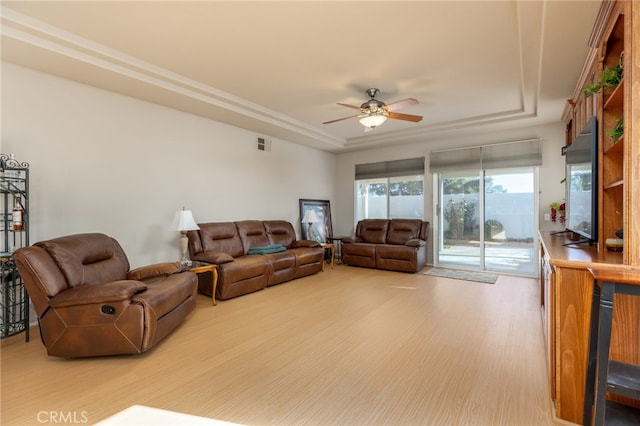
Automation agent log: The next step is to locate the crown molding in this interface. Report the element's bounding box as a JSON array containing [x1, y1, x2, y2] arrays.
[[1, 7, 346, 149]]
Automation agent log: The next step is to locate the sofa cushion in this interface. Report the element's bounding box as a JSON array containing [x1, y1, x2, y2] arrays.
[[405, 239, 425, 248], [358, 219, 390, 244], [289, 246, 323, 267], [386, 219, 423, 245], [288, 246, 323, 279], [199, 222, 244, 258], [127, 262, 182, 281], [265, 251, 296, 286], [264, 220, 296, 247], [192, 252, 234, 265], [36, 233, 129, 288], [132, 273, 197, 319], [342, 242, 377, 268], [216, 256, 270, 300], [218, 255, 270, 282], [49, 280, 147, 307], [236, 220, 271, 253], [376, 244, 425, 273], [291, 240, 320, 248]]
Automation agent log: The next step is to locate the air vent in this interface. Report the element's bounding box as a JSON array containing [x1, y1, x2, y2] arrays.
[[257, 137, 271, 152]]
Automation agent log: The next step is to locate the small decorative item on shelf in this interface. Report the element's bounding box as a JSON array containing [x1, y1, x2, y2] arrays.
[[550, 202, 566, 224], [605, 238, 623, 252], [607, 115, 624, 143], [582, 65, 623, 97]]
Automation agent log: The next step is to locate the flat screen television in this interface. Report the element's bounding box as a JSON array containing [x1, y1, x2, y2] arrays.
[[564, 116, 598, 246]]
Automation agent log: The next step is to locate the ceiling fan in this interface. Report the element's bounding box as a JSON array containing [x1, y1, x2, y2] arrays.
[[323, 88, 423, 129]]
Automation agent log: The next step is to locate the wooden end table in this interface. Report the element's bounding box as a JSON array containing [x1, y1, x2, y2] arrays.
[[320, 243, 334, 271], [189, 262, 218, 305]]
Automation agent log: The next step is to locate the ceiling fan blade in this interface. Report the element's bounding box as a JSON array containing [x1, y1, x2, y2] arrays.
[[385, 98, 419, 112], [323, 114, 359, 125], [388, 112, 423, 122], [336, 102, 363, 111]]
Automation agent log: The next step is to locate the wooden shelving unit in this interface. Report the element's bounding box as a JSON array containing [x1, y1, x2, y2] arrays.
[[598, 9, 626, 254], [562, 0, 640, 264], [548, 1, 640, 424]]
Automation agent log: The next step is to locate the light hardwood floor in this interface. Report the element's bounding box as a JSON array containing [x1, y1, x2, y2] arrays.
[[2, 265, 558, 425]]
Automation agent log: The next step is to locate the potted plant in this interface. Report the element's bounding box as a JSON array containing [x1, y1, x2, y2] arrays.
[[607, 115, 624, 143], [550, 202, 566, 224], [583, 65, 623, 97]]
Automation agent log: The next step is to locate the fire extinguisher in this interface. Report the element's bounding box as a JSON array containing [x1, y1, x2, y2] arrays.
[[12, 198, 25, 231]]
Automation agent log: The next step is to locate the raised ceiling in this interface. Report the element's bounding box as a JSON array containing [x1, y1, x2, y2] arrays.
[[1, 1, 601, 153]]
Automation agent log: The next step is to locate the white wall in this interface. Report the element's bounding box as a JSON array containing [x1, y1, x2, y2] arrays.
[[334, 122, 568, 263], [2, 62, 335, 267], [3, 62, 568, 269]]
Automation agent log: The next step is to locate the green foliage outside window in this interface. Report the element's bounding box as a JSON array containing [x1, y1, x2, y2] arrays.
[[443, 199, 478, 240]]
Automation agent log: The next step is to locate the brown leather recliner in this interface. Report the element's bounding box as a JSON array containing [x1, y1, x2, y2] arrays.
[[342, 219, 429, 272], [187, 220, 323, 301], [13, 233, 198, 358]]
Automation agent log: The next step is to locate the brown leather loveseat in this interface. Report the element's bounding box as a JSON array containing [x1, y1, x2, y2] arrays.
[[14, 233, 198, 358], [341, 219, 429, 273], [187, 220, 324, 301]]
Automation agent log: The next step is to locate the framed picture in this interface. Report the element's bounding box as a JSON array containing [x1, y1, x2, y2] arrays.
[[299, 199, 333, 243]]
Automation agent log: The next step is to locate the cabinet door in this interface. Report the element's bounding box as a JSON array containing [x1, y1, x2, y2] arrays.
[[540, 250, 556, 400], [554, 267, 594, 424]]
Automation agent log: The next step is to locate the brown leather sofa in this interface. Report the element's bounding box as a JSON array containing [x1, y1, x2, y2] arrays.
[[341, 219, 429, 273], [187, 220, 323, 300], [13, 233, 198, 358]]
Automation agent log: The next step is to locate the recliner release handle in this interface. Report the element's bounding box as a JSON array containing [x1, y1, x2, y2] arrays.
[[101, 305, 116, 315]]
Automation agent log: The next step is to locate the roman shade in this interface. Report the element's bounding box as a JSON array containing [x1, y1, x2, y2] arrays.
[[355, 157, 425, 180], [429, 139, 541, 173]]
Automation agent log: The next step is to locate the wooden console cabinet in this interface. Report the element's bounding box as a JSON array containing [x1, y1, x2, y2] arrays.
[[540, 231, 640, 424]]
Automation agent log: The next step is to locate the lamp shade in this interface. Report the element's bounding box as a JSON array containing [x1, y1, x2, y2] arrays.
[[302, 210, 320, 223], [170, 209, 200, 232], [359, 114, 388, 128]]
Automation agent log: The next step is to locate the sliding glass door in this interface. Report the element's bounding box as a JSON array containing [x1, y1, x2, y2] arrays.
[[483, 169, 536, 275], [437, 167, 537, 276], [437, 171, 482, 268]]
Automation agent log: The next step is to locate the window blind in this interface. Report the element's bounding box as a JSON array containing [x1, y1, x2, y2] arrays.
[[429, 147, 481, 173], [429, 139, 541, 173], [355, 157, 425, 180]]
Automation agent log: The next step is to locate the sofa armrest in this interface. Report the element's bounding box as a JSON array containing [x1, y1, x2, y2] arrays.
[[127, 262, 182, 281], [291, 240, 321, 248], [192, 252, 234, 265], [405, 239, 426, 248], [341, 236, 363, 244], [49, 280, 147, 308]]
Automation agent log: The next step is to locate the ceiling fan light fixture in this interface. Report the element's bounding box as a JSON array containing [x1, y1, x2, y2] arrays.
[[359, 114, 388, 128], [324, 88, 421, 128]]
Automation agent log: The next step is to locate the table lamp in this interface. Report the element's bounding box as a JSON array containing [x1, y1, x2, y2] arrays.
[[170, 207, 200, 265], [302, 210, 320, 242]]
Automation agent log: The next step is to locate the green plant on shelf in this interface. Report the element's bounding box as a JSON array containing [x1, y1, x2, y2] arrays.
[[583, 65, 623, 97], [607, 115, 624, 143]]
